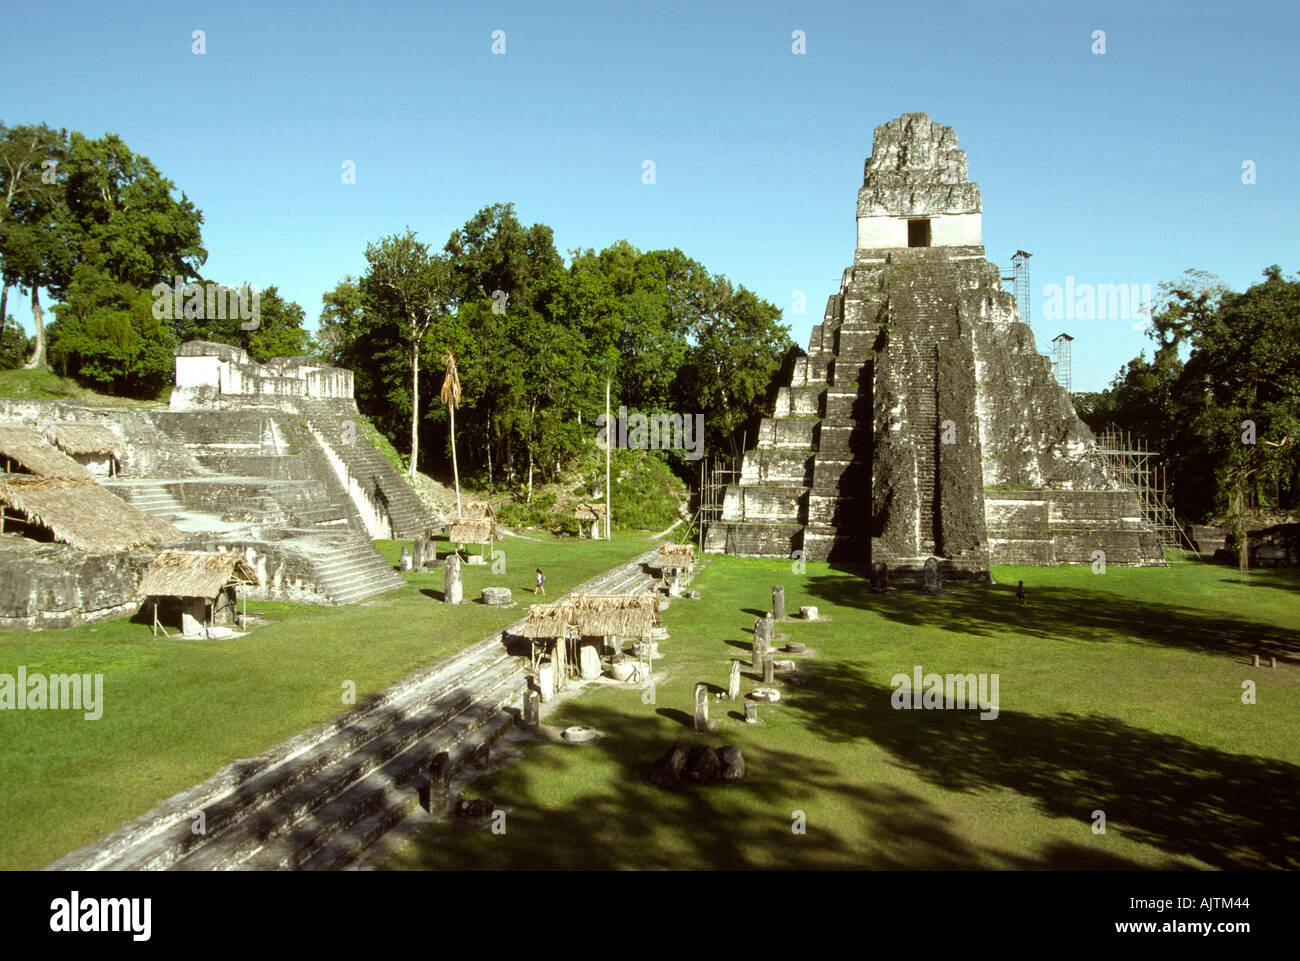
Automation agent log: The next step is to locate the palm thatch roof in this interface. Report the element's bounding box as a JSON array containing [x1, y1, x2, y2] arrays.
[[449, 517, 498, 544], [568, 592, 658, 614], [460, 500, 495, 520], [0, 476, 181, 553], [657, 542, 696, 570], [0, 425, 93, 480], [568, 591, 661, 630], [519, 600, 655, 640], [521, 604, 574, 639], [575, 608, 654, 638], [573, 502, 608, 521], [137, 550, 259, 598], [43, 423, 122, 457]]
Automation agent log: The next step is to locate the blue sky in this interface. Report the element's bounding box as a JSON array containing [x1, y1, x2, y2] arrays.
[[2, 0, 1297, 392]]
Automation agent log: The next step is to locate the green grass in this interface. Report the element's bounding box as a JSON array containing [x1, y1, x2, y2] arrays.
[[0, 368, 166, 406], [0, 531, 654, 870], [384, 560, 1300, 871]]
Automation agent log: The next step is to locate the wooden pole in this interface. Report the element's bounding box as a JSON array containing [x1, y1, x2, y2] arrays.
[[604, 378, 611, 541]]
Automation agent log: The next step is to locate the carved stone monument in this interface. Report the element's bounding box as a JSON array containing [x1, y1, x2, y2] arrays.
[[922, 556, 943, 596], [444, 553, 462, 604], [693, 683, 710, 732]]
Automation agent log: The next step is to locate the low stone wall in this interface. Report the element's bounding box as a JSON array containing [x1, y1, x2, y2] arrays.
[[985, 489, 1163, 566], [0, 401, 205, 479], [0, 541, 155, 630]]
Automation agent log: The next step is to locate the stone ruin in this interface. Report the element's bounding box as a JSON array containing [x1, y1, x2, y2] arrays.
[[706, 113, 1162, 578], [0, 342, 440, 628]]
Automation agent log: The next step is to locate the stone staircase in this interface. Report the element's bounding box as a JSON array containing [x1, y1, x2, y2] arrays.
[[299, 404, 439, 540], [112, 481, 186, 522], [299, 538, 406, 606], [46, 544, 662, 871]]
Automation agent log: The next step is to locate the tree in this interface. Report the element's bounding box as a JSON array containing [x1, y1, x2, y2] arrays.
[[47, 263, 175, 397], [360, 230, 455, 480], [1, 126, 206, 378], [0, 123, 67, 368], [242, 286, 309, 361], [0, 312, 30, 370]]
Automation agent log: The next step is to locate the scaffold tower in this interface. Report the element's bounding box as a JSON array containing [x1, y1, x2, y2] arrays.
[[1051, 332, 1074, 393], [1093, 427, 1195, 554]]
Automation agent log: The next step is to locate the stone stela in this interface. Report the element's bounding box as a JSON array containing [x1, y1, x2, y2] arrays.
[[444, 553, 463, 604]]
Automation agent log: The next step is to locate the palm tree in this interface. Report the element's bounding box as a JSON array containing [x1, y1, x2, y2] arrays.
[[440, 349, 462, 517]]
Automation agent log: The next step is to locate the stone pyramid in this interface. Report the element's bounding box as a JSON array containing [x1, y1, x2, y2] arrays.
[[705, 114, 1161, 576]]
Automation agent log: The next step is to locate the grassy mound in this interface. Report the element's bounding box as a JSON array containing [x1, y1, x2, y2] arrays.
[[0, 368, 166, 406], [495, 446, 688, 535]]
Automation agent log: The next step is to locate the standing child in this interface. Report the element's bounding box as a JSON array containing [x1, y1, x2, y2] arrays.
[[535, 568, 546, 596], [1015, 580, 1026, 607]]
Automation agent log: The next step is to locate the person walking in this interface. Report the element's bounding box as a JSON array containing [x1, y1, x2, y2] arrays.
[[535, 568, 546, 596], [1015, 580, 1027, 607]]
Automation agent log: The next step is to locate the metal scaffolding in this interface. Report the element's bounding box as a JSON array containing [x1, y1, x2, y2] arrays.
[[1051, 333, 1074, 394], [1001, 249, 1032, 335], [693, 455, 740, 552], [1093, 427, 1195, 554]]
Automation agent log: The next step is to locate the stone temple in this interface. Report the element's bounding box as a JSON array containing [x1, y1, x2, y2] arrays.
[[705, 113, 1161, 577]]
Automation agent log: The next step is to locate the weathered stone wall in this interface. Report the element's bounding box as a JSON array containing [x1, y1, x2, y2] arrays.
[[0, 541, 155, 630], [985, 489, 1162, 566], [171, 342, 354, 411], [0, 401, 206, 478]]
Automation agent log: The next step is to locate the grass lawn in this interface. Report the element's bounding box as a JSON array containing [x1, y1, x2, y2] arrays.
[[0, 531, 655, 870], [384, 558, 1300, 871]]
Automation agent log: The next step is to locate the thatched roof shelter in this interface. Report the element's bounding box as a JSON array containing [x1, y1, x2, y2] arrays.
[[43, 423, 122, 457], [575, 607, 654, 638], [520, 593, 658, 640], [449, 517, 498, 545], [573, 502, 607, 521], [460, 500, 495, 520], [138, 550, 259, 598], [0, 476, 180, 553], [567, 592, 661, 632], [0, 425, 93, 480], [521, 603, 575, 640], [656, 542, 696, 570]]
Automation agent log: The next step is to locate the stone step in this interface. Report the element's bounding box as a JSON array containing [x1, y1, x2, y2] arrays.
[[305, 711, 518, 871], [229, 668, 524, 870], [84, 636, 520, 871], [167, 656, 525, 871]]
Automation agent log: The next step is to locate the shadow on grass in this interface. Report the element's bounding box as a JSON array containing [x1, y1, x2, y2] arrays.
[[799, 577, 1299, 661], [382, 693, 1215, 871], [775, 665, 1300, 870], [1214, 568, 1300, 595]]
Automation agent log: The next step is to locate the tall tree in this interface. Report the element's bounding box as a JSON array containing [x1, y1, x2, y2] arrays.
[[0, 123, 67, 368], [360, 229, 454, 479]]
